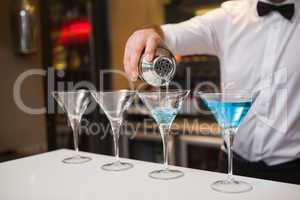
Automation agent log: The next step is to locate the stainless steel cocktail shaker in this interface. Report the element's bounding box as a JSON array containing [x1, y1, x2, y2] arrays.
[[138, 47, 176, 86]]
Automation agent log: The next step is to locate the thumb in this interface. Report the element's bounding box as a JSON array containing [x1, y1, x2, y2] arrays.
[[144, 37, 157, 62]]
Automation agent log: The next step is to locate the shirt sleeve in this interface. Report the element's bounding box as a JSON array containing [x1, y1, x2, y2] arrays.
[[161, 8, 227, 56]]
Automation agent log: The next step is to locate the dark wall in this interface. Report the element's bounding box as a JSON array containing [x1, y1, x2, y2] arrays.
[[0, 0, 47, 154]]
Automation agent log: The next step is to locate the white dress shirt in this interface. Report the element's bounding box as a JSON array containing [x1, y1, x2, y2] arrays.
[[162, 0, 300, 165]]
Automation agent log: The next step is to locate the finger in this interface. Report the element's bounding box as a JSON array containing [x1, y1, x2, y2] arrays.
[[124, 36, 137, 80], [129, 43, 145, 81], [123, 42, 131, 77], [144, 37, 157, 62]]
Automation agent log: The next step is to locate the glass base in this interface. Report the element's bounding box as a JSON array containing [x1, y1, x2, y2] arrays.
[[211, 179, 253, 193], [62, 155, 92, 164], [149, 169, 184, 180], [101, 161, 133, 171]]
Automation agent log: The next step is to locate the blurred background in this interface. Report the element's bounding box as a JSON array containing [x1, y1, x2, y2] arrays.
[[0, 0, 226, 172]]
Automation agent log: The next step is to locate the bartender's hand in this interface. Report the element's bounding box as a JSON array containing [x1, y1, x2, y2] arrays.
[[124, 25, 165, 81]]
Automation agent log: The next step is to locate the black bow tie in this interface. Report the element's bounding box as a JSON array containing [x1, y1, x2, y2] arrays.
[[257, 1, 295, 20]]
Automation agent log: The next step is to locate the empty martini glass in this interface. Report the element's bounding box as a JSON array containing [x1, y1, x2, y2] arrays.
[[52, 90, 91, 164], [138, 89, 190, 180], [198, 91, 253, 193], [91, 90, 136, 171]]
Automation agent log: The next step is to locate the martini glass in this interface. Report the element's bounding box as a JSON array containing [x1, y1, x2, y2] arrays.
[[198, 92, 253, 193], [52, 90, 91, 164], [138, 89, 190, 180], [91, 90, 136, 171]]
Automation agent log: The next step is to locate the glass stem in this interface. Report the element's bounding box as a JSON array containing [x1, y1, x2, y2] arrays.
[[70, 118, 80, 154], [159, 124, 171, 170], [224, 128, 234, 181], [110, 120, 121, 162]]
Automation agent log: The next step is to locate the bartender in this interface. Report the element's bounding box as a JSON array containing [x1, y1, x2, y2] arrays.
[[123, 0, 300, 184]]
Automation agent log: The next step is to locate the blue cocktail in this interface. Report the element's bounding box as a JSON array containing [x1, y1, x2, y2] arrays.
[[151, 107, 178, 125], [199, 92, 253, 193], [204, 100, 251, 129], [139, 90, 190, 180]]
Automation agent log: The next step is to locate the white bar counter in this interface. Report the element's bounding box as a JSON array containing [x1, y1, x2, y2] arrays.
[[0, 149, 299, 200]]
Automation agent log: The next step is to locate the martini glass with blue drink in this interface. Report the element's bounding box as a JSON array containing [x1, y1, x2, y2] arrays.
[[198, 92, 253, 193], [139, 89, 190, 180]]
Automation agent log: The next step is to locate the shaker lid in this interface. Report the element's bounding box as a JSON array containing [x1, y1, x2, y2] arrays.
[[153, 57, 174, 78]]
